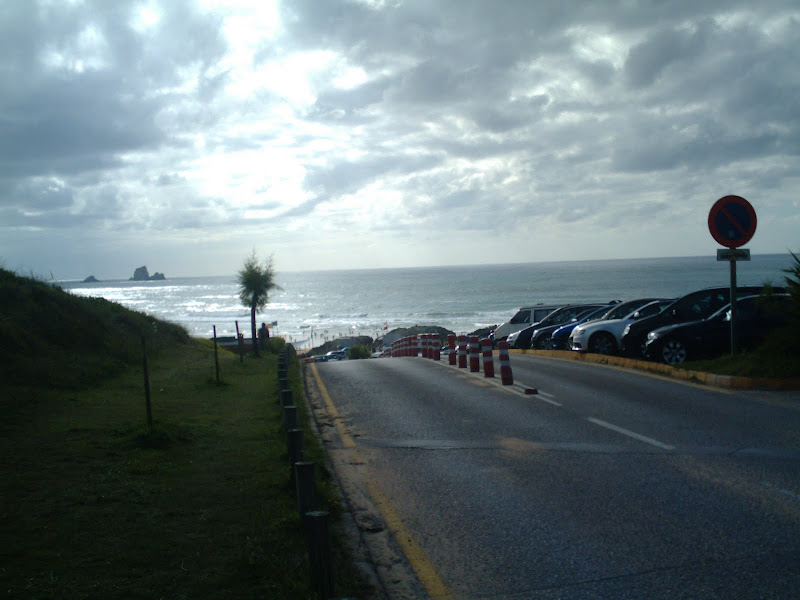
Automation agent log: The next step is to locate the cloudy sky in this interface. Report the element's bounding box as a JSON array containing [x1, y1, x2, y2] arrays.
[[1, 0, 798, 279]]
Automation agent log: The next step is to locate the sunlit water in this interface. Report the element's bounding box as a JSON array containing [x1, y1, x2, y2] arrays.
[[61, 254, 793, 350]]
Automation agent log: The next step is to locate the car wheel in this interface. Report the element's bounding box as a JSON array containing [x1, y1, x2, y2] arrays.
[[588, 332, 617, 355], [660, 338, 688, 365], [537, 335, 551, 350]]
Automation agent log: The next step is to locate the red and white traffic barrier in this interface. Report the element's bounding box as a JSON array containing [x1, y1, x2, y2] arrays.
[[469, 335, 480, 373], [457, 335, 468, 368], [497, 341, 513, 385], [447, 334, 456, 365], [481, 338, 495, 378]]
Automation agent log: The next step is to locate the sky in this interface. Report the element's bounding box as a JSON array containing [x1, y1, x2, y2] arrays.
[[1, 0, 799, 279]]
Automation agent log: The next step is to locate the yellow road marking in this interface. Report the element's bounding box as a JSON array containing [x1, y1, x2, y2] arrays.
[[310, 362, 356, 449], [308, 363, 454, 600]]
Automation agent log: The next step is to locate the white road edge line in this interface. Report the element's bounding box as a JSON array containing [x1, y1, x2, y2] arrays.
[[587, 417, 675, 450]]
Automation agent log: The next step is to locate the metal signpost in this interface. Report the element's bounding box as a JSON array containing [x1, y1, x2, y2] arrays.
[[707, 195, 757, 355]]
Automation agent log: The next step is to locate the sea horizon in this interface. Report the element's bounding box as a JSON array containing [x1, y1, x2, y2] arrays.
[[61, 253, 795, 350], [56, 251, 796, 283]]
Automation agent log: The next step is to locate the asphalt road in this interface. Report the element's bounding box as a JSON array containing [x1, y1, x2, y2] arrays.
[[307, 354, 800, 600]]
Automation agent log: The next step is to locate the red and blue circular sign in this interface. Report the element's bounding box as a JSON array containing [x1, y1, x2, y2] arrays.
[[708, 195, 757, 248]]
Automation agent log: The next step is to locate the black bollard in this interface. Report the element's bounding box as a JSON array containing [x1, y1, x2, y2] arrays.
[[294, 461, 316, 517], [283, 405, 298, 431], [287, 428, 304, 467], [306, 510, 335, 600]]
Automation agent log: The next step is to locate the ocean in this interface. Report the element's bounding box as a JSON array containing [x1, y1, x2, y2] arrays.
[[61, 254, 794, 350]]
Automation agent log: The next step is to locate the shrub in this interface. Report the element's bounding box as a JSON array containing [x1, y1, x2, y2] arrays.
[[348, 344, 372, 360]]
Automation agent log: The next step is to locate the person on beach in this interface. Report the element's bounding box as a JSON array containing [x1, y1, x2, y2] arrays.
[[258, 322, 269, 349]]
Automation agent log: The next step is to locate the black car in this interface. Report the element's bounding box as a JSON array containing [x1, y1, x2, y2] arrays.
[[526, 303, 612, 350], [645, 294, 791, 365], [620, 285, 785, 359]]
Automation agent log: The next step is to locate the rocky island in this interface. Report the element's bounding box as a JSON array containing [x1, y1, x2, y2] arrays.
[[130, 266, 166, 281], [82, 275, 100, 283]]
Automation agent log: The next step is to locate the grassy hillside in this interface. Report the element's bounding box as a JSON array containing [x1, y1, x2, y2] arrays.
[[0, 268, 190, 390], [0, 268, 373, 599]]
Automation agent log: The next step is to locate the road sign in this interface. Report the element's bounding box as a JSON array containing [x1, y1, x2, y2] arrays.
[[716, 248, 751, 261], [708, 195, 757, 248]]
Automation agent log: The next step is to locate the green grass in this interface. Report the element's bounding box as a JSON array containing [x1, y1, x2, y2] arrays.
[[676, 329, 800, 380], [0, 270, 372, 599]]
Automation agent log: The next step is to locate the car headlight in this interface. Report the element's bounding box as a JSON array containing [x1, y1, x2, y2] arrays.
[[647, 331, 658, 341], [622, 325, 631, 336]]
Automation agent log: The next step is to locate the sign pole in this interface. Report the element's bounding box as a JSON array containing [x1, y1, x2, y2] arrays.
[[708, 194, 757, 357], [729, 256, 737, 355]]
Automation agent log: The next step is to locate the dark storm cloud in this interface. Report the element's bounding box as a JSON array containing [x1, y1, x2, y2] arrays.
[[0, 0, 227, 179]]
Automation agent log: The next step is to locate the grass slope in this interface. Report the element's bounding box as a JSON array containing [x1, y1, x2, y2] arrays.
[[0, 269, 371, 599]]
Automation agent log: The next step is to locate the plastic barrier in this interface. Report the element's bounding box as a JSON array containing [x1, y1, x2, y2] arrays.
[[497, 341, 513, 385], [469, 335, 480, 372], [481, 337, 495, 378], [457, 335, 468, 368], [448, 334, 456, 365]]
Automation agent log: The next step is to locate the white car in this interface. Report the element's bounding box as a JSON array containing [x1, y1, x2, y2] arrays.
[[492, 304, 561, 340], [570, 299, 673, 355]]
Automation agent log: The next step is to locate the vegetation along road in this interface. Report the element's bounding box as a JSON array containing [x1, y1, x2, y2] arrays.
[[307, 354, 800, 600]]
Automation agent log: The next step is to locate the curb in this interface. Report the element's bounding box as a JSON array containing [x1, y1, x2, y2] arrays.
[[510, 349, 800, 391]]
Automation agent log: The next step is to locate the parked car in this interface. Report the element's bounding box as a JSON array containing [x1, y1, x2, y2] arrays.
[[570, 299, 673, 355], [492, 304, 562, 341], [552, 298, 664, 351], [527, 303, 613, 350], [645, 294, 791, 365], [620, 285, 784, 358], [549, 305, 619, 350]]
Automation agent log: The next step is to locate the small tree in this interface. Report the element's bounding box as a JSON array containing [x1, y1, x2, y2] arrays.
[[237, 250, 281, 356]]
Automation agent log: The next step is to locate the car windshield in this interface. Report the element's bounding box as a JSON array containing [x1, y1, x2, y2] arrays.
[[509, 310, 530, 324], [635, 299, 674, 319], [605, 299, 652, 320], [580, 306, 610, 321]]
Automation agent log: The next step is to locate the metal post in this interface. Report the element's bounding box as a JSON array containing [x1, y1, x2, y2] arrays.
[[212, 325, 220, 385], [141, 336, 153, 428], [730, 256, 737, 355]]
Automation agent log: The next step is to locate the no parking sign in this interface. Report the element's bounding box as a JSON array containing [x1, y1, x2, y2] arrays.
[[708, 195, 757, 248], [708, 195, 758, 355]]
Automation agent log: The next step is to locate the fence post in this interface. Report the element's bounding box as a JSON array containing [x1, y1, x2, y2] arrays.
[[212, 325, 221, 385], [235, 320, 244, 363], [141, 336, 153, 428]]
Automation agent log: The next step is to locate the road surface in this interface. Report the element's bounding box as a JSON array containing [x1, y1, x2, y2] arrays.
[[305, 354, 800, 599]]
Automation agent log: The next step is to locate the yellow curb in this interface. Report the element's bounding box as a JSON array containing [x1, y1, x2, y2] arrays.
[[509, 349, 800, 390]]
